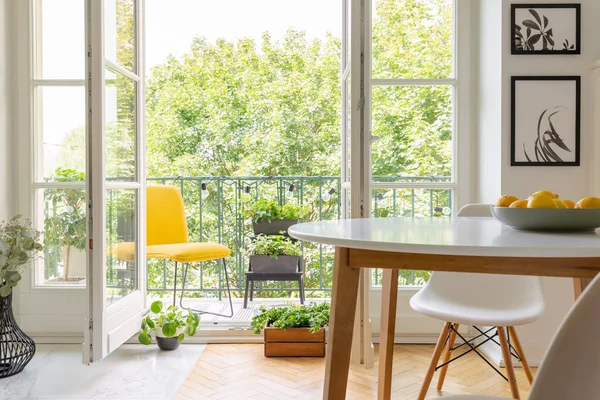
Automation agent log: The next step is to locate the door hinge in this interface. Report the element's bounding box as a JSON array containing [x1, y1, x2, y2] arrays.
[[89, 319, 93, 330]]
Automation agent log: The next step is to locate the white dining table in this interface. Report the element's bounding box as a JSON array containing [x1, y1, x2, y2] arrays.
[[288, 217, 600, 400]]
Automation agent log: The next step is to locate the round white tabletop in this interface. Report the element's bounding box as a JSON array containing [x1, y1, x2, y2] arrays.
[[288, 217, 600, 258]]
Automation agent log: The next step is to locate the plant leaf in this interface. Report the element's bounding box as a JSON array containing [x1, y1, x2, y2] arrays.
[[150, 301, 162, 314], [177, 333, 185, 343], [528, 34, 542, 47], [523, 143, 532, 162], [138, 332, 152, 345], [543, 15, 549, 29], [0, 285, 11, 297], [162, 322, 177, 337], [529, 9, 542, 26], [522, 19, 540, 30]]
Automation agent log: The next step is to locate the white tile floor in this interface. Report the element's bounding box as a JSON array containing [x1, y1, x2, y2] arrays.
[[0, 344, 205, 400]]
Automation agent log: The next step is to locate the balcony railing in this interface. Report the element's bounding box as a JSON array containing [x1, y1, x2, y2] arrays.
[[44, 176, 452, 296]]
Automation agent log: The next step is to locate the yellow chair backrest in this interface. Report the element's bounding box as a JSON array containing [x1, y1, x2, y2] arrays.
[[147, 185, 189, 246]]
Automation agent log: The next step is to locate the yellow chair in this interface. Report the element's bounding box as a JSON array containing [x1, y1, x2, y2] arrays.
[[116, 185, 233, 317]]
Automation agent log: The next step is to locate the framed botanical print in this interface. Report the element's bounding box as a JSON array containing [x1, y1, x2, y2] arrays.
[[511, 4, 581, 55], [511, 76, 581, 166]]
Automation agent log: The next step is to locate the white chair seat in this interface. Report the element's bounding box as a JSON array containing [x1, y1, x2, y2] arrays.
[[410, 286, 545, 326]]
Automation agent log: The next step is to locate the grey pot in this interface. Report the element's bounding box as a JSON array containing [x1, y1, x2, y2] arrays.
[[250, 255, 300, 274], [156, 336, 180, 351], [252, 219, 298, 236]]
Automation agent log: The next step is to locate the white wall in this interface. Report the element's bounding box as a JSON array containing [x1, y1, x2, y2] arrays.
[[473, 0, 600, 365], [0, 0, 14, 220]]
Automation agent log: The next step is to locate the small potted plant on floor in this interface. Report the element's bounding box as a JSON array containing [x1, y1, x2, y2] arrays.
[[138, 301, 200, 351], [249, 234, 302, 273], [251, 302, 330, 357], [244, 199, 309, 235]]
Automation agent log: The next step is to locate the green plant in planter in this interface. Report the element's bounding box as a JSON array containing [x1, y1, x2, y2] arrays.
[[249, 234, 302, 259], [0, 216, 43, 297], [244, 200, 309, 223], [251, 302, 330, 334], [138, 300, 200, 345], [44, 168, 86, 281]]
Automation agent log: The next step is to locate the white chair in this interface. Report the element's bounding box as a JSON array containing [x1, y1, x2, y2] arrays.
[[444, 272, 600, 400], [410, 204, 545, 400]]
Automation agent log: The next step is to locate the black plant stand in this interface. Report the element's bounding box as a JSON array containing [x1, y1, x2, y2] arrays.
[[0, 292, 36, 378]]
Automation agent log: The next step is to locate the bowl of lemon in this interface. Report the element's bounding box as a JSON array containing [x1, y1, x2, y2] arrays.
[[491, 191, 600, 232]]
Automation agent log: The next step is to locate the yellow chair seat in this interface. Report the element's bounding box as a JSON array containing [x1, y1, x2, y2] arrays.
[[116, 242, 231, 264]]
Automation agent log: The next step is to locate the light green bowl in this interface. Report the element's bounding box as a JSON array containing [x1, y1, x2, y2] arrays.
[[491, 207, 600, 232]]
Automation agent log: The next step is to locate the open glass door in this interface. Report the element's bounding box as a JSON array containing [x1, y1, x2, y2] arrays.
[[342, 0, 375, 368], [84, 0, 146, 363]]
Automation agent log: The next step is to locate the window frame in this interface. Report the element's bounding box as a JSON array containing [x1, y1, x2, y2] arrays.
[[367, 0, 472, 289]]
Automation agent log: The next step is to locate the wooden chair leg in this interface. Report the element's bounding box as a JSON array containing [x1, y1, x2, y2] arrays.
[[378, 270, 399, 400], [417, 322, 452, 400], [497, 326, 520, 399], [323, 247, 360, 400], [437, 323, 459, 391], [508, 326, 534, 385]]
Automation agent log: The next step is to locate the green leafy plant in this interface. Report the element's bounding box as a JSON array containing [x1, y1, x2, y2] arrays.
[[523, 107, 571, 163], [251, 302, 330, 334], [244, 200, 309, 223], [44, 168, 86, 281], [249, 234, 302, 258], [138, 300, 200, 345], [514, 9, 555, 51], [0, 216, 43, 297]]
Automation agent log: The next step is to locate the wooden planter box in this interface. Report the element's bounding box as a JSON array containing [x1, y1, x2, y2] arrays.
[[264, 327, 326, 357]]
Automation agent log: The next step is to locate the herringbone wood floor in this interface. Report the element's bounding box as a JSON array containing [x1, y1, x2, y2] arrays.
[[172, 344, 535, 400]]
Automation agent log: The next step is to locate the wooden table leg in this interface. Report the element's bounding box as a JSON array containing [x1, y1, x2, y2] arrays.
[[323, 247, 360, 400], [573, 278, 593, 300], [378, 269, 399, 400]]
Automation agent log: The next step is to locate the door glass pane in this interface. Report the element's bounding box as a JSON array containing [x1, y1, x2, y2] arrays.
[[371, 85, 452, 180], [104, 0, 136, 72], [38, 87, 86, 181], [371, 188, 452, 287], [372, 0, 453, 79], [39, 0, 85, 79], [39, 187, 87, 284], [105, 68, 136, 181], [106, 188, 138, 304]]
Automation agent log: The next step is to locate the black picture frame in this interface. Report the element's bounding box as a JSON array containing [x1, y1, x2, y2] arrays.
[[511, 3, 581, 55], [511, 76, 581, 167]]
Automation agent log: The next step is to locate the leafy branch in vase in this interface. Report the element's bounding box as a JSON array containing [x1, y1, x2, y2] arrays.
[[523, 107, 571, 163], [514, 9, 555, 51]]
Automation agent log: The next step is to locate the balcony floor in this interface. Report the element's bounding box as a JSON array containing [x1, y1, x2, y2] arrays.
[[149, 296, 330, 328]]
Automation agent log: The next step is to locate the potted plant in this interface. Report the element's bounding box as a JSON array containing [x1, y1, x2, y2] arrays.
[[249, 234, 302, 273], [244, 199, 308, 235], [44, 168, 87, 281], [138, 300, 200, 351], [251, 302, 330, 357], [0, 215, 43, 377]]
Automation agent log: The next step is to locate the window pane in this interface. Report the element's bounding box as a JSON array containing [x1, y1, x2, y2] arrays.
[[40, 187, 87, 284], [371, 85, 453, 180], [106, 68, 136, 181], [37, 86, 86, 181], [39, 0, 85, 79], [104, 0, 136, 72], [372, 0, 453, 79], [106, 188, 138, 304], [371, 188, 452, 287]]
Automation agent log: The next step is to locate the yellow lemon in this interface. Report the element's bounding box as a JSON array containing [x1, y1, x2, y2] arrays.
[[564, 200, 576, 209], [575, 197, 600, 209], [496, 195, 519, 207], [528, 194, 556, 209], [509, 199, 528, 208], [532, 190, 559, 199], [553, 199, 567, 209]]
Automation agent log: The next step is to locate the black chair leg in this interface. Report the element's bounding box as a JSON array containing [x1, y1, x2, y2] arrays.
[[250, 281, 254, 301], [244, 278, 250, 309], [181, 259, 234, 318], [299, 276, 305, 304]]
